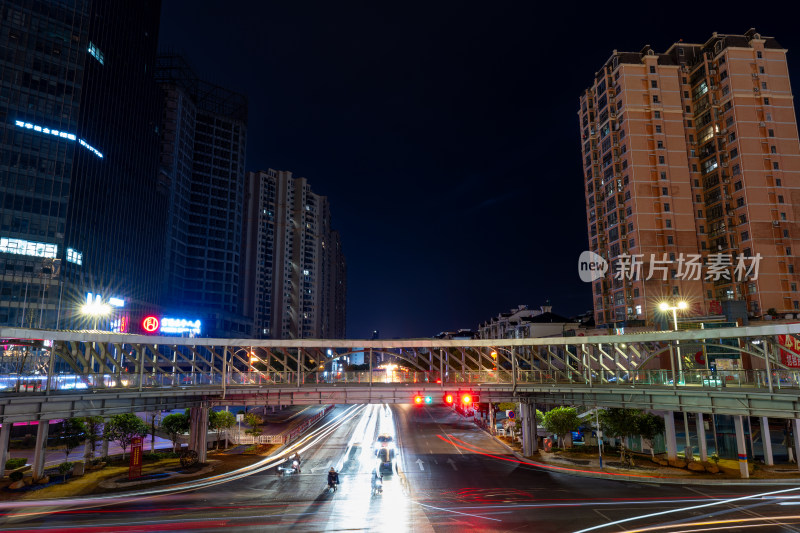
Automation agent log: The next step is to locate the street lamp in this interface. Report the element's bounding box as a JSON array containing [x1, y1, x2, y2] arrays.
[[80, 299, 111, 330], [659, 300, 692, 458], [658, 300, 688, 332]]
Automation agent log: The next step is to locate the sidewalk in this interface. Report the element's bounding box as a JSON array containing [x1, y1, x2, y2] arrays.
[[464, 412, 800, 486], [490, 434, 800, 485]]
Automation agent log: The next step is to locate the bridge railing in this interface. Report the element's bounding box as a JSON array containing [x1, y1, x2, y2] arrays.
[[3, 368, 800, 394]]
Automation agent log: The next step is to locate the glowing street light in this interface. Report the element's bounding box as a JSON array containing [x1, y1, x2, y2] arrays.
[[658, 300, 689, 384], [80, 298, 111, 330], [658, 300, 688, 331]]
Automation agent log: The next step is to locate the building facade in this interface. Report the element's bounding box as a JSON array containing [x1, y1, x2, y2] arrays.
[[0, 1, 167, 330], [579, 30, 800, 328], [242, 169, 346, 339], [156, 54, 250, 337]]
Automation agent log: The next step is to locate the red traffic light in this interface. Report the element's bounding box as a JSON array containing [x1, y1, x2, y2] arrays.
[[414, 395, 424, 404], [461, 394, 472, 405], [444, 393, 454, 404]]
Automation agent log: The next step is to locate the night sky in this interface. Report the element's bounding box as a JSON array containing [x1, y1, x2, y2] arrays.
[[158, 2, 800, 339]]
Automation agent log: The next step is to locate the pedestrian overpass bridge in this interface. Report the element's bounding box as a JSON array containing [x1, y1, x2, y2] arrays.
[[1, 323, 800, 480], [0, 322, 799, 419]]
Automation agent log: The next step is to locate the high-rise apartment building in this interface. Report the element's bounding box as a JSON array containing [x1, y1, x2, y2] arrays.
[[0, 1, 167, 329], [579, 30, 800, 327], [242, 169, 346, 339], [156, 54, 251, 337]]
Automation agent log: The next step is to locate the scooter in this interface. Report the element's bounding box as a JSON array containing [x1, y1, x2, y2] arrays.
[[327, 481, 338, 493], [277, 458, 301, 476], [372, 477, 383, 495]]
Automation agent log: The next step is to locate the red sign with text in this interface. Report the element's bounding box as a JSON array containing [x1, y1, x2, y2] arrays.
[[129, 437, 143, 479], [778, 334, 800, 368]]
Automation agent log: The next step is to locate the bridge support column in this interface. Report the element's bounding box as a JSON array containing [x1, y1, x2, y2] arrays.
[[663, 412, 677, 460], [488, 403, 495, 435], [734, 415, 749, 479], [521, 402, 533, 457], [696, 413, 707, 463], [761, 417, 773, 466], [792, 419, 800, 473], [32, 420, 50, 481], [0, 421, 11, 479], [189, 406, 208, 463]]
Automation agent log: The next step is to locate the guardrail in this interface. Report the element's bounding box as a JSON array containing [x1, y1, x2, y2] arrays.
[[224, 405, 335, 446], [2, 369, 799, 394]]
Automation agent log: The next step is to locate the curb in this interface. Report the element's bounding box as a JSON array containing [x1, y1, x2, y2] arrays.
[[474, 422, 800, 486]]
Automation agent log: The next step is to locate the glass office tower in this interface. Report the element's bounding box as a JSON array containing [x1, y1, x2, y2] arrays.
[[0, 1, 166, 330]]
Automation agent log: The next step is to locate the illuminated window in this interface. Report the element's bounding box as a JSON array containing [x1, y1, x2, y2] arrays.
[[88, 42, 104, 65], [67, 247, 83, 265], [1, 237, 57, 258]]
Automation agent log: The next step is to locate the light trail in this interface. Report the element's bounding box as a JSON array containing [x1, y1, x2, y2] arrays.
[[0, 404, 366, 522], [621, 514, 800, 533]]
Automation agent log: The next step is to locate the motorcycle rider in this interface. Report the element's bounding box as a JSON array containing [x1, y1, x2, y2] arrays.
[[327, 467, 339, 490]]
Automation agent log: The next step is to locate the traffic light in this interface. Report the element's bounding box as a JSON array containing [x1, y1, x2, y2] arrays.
[[461, 394, 472, 406], [443, 393, 454, 405], [414, 394, 433, 405]]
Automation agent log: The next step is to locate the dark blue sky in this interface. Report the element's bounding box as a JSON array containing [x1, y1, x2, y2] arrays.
[[158, 2, 800, 339]]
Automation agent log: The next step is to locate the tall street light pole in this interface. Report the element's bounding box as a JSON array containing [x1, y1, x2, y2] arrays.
[[659, 299, 691, 459]]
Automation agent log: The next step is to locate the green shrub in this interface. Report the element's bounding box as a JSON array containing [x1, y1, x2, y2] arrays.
[[9, 471, 23, 482], [5, 457, 26, 470], [143, 451, 179, 461], [58, 461, 74, 474]]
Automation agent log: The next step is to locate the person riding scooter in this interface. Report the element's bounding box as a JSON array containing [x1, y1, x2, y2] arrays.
[[327, 467, 339, 491]]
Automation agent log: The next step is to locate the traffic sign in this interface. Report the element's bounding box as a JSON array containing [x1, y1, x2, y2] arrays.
[[506, 410, 515, 419]]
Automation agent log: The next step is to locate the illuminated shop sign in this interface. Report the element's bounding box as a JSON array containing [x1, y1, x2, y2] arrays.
[[142, 316, 159, 332], [160, 318, 201, 335], [141, 316, 201, 336]]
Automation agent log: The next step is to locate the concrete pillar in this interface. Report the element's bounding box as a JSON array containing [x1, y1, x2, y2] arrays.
[[696, 413, 707, 462], [792, 419, 800, 473], [31, 420, 50, 481], [664, 411, 678, 460], [0, 422, 11, 479], [531, 402, 538, 452], [761, 417, 773, 466], [189, 406, 208, 463], [488, 403, 495, 435], [734, 415, 749, 479], [101, 437, 109, 458], [521, 403, 533, 457]]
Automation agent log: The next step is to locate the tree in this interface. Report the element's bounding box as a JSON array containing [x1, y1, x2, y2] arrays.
[[209, 410, 236, 449], [637, 412, 665, 458], [244, 412, 262, 437], [599, 409, 666, 460], [161, 413, 190, 452], [104, 413, 148, 460], [541, 407, 581, 447], [55, 418, 85, 462], [598, 408, 642, 459], [82, 416, 104, 460]]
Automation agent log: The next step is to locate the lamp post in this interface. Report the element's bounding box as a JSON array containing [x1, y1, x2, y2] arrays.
[[658, 300, 692, 458], [658, 300, 688, 379]]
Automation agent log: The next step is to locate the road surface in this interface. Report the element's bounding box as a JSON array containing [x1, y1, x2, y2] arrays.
[[2, 404, 800, 532]]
